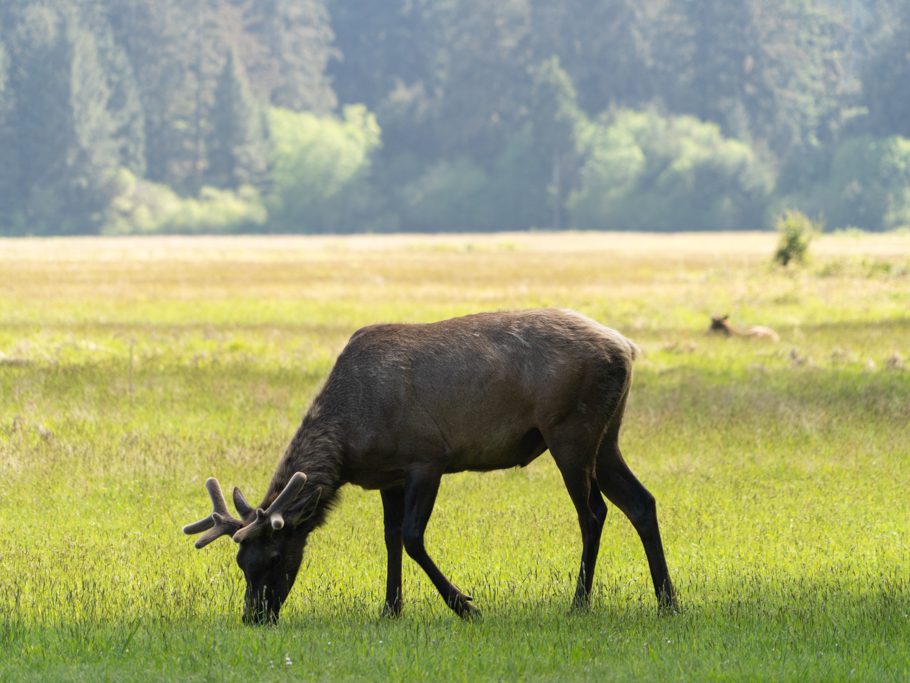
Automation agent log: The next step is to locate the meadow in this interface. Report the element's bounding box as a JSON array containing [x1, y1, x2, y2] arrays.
[[0, 232, 908, 681]]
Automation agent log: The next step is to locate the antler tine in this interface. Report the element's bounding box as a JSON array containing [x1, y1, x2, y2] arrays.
[[183, 477, 243, 548], [231, 472, 308, 543], [205, 477, 231, 516], [182, 516, 215, 535], [233, 487, 254, 518], [265, 472, 308, 517], [193, 516, 236, 549], [232, 513, 266, 543]]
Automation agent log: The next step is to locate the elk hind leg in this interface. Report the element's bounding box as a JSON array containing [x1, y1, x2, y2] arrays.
[[596, 426, 678, 612]]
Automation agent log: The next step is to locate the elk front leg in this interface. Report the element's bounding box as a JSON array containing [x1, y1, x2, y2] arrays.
[[554, 461, 607, 609], [574, 478, 608, 608], [401, 467, 479, 619], [380, 487, 405, 617]]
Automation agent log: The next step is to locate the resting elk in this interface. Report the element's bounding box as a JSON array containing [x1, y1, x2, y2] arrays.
[[709, 314, 780, 342], [183, 309, 678, 624]]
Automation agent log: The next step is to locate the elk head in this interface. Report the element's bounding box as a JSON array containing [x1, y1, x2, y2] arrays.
[[183, 472, 321, 624], [708, 314, 731, 335]]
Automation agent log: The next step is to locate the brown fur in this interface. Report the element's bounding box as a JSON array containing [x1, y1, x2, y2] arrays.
[[268, 309, 639, 494]]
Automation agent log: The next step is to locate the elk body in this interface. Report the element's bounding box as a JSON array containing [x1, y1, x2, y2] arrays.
[[709, 315, 780, 342], [184, 309, 677, 623]]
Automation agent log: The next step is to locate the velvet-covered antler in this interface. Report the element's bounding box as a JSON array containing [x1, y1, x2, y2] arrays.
[[231, 472, 309, 543], [183, 478, 245, 549]]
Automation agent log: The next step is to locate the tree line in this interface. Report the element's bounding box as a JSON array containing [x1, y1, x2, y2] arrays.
[[1, 0, 909, 235]]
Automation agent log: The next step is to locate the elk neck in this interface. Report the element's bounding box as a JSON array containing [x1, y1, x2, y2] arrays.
[[261, 407, 345, 513]]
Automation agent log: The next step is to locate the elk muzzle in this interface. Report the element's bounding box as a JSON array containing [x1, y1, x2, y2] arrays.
[[242, 583, 284, 625]]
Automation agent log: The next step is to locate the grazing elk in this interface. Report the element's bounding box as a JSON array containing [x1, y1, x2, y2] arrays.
[[709, 314, 780, 342], [184, 309, 677, 624]]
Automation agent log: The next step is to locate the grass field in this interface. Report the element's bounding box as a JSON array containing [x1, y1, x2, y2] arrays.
[[1, 232, 908, 681]]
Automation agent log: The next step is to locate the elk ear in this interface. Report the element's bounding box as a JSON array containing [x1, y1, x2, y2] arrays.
[[287, 486, 322, 526]]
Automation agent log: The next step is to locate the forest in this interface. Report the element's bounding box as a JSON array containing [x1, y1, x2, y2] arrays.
[[1, 0, 909, 235]]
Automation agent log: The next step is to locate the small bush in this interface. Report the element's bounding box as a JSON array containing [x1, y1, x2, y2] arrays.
[[266, 105, 381, 232], [773, 210, 820, 266], [103, 169, 266, 234], [785, 136, 910, 231], [397, 158, 494, 231], [569, 110, 775, 231]]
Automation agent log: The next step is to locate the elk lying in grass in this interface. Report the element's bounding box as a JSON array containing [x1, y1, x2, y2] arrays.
[[184, 309, 677, 624], [709, 314, 780, 342]]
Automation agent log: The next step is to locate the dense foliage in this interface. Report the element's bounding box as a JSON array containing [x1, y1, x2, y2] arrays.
[[1, 0, 909, 234], [570, 111, 775, 231]]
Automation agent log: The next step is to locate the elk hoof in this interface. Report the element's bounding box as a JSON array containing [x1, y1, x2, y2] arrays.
[[658, 591, 681, 615], [380, 602, 402, 619], [458, 601, 482, 621], [453, 595, 481, 621], [571, 592, 591, 611]]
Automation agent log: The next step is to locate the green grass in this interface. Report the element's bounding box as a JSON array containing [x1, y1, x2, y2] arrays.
[[1, 233, 909, 681]]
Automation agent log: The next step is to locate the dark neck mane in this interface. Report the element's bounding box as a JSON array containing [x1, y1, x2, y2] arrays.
[[261, 409, 344, 514]]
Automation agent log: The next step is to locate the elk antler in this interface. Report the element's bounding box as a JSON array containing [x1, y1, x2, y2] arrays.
[[183, 477, 245, 549], [233, 487, 254, 518], [232, 472, 308, 543]]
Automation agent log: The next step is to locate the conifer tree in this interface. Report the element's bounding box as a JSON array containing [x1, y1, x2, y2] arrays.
[[105, 0, 199, 191], [863, 2, 910, 137], [0, 42, 14, 226], [1, 3, 119, 233], [247, 0, 337, 112], [79, 2, 145, 175], [683, 0, 762, 141], [529, 0, 662, 113], [206, 48, 269, 189], [328, 0, 434, 109], [530, 57, 585, 230]]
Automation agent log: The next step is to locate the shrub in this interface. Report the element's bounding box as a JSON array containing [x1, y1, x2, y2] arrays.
[[569, 110, 774, 231], [391, 125, 552, 231], [773, 209, 820, 266], [266, 105, 381, 232], [103, 169, 266, 234], [396, 158, 494, 231], [786, 135, 910, 231]]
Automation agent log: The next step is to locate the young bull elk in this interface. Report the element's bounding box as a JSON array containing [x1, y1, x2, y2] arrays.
[[184, 309, 678, 623], [709, 314, 780, 342]]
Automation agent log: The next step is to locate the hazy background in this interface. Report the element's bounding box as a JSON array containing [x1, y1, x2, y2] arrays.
[[0, 0, 908, 235]]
